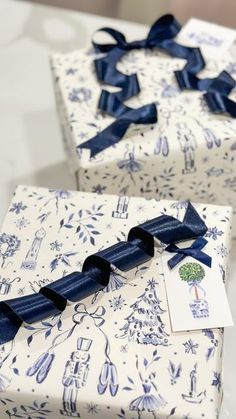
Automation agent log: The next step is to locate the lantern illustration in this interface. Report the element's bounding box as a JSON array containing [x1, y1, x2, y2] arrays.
[[60, 337, 92, 417], [179, 262, 209, 319], [21, 228, 46, 270]]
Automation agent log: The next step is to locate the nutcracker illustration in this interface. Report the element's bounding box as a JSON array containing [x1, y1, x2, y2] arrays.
[[21, 228, 46, 270], [179, 263, 209, 319], [0, 275, 21, 295], [182, 364, 206, 404], [112, 196, 130, 219], [176, 122, 197, 174], [60, 337, 92, 417]]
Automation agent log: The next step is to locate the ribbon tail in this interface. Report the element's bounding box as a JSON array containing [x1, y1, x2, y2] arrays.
[[77, 103, 157, 157]]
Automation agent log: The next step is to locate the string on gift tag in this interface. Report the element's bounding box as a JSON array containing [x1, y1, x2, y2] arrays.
[[0, 202, 211, 344]]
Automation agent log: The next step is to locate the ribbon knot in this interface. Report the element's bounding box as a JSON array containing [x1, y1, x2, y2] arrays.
[[166, 237, 212, 269]]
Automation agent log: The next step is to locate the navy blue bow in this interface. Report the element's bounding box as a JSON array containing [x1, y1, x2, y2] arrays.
[[0, 202, 208, 344], [93, 14, 235, 114], [166, 237, 212, 269]]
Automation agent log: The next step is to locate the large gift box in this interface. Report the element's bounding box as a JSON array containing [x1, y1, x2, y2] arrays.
[[51, 18, 236, 227], [0, 185, 233, 418]]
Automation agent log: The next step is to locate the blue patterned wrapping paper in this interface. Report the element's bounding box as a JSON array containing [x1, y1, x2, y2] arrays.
[[0, 185, 232, 419], [50, 24, 236, 235]]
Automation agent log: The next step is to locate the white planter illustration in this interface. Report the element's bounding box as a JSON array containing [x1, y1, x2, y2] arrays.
[[189, 299, 209, 319]]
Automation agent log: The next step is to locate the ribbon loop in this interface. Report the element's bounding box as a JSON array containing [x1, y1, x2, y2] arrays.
[[166, 237, 212, 269], [0, 202, 208, 344]]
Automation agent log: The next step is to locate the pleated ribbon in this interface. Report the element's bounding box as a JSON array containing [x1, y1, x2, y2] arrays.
[[0, 202, 211, 344]]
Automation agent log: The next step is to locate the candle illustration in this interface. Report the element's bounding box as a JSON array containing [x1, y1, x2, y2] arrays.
[[182, 364, 206, 404], [21, 228, 46, 270]]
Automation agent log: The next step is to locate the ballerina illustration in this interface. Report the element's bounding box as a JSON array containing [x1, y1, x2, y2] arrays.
[[128, 357, 167, 419], [182, 363, 206, 404], [117, 145, 143, 185]]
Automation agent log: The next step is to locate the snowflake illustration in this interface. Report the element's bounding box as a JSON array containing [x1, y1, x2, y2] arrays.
[[50, 240, 63, 251], [91, 185, 107, 194], [215, 244, 228, 258], [120, 344, 128, 353], [109, 295, 126, 311], [9, 201, 27, 214], [68, 87, 92, 103], [66, 68, 78, 75], [136, 204, 146, 212], [15, 216, 30, 230], [86, 402, 99, 414], [183, 339, 199, 354], [205, 227, 223, 240], [212, 372, 221, 392]]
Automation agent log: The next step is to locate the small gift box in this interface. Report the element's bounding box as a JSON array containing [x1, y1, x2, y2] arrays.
[[51, 17, 236, 232], [0, 185, 232, 418]]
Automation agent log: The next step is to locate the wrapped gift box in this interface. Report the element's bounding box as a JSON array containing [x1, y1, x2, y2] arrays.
[[0, 185, 232, 418], [51, 19, 236, 231]]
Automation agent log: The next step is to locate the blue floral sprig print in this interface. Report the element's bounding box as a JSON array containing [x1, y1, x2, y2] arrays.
[[68, 87, 92, 103], [24, 314, 63, 347], [168, 360, 182, 385], [5, 400, 51, 418], [205, 227, 223, 240], [183, 339, 199, 355], [212, 372, 221, 392], [0, 233, 21, 268], [50, 251, 77, 272], [203, 329, 219, 361], [28, 189, 74, 215], [59, 204, 104, 245], [9, 201, 27, 214]]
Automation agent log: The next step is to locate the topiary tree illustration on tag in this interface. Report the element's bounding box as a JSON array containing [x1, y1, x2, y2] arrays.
[[179, 262, 209, 319], [118, 279, 169, 346]]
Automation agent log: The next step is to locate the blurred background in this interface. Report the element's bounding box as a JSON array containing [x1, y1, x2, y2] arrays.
[[30, 0, 236, 27]]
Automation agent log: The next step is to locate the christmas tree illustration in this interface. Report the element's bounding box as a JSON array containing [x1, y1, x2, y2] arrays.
[[118, 279, 169, 346]]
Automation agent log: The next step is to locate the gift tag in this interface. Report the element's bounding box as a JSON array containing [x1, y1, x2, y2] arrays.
[[161, 240, 233, 332], [177, 18, 236, 59]]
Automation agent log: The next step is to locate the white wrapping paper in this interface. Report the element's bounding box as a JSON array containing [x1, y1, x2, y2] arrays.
[[51, 20, 236, 236], [0, 185, 232, 418]]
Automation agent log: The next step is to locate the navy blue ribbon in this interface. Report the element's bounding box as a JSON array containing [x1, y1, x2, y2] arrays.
[[79, 15, 236, 157], [77, 102, 157, 158], [93, 14, 235, 113], [0, 202, 209, 344], [166, 236, 212, 269]]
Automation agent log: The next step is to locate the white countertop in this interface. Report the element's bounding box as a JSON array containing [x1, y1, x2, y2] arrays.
[[0, 1, 235, 416]]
